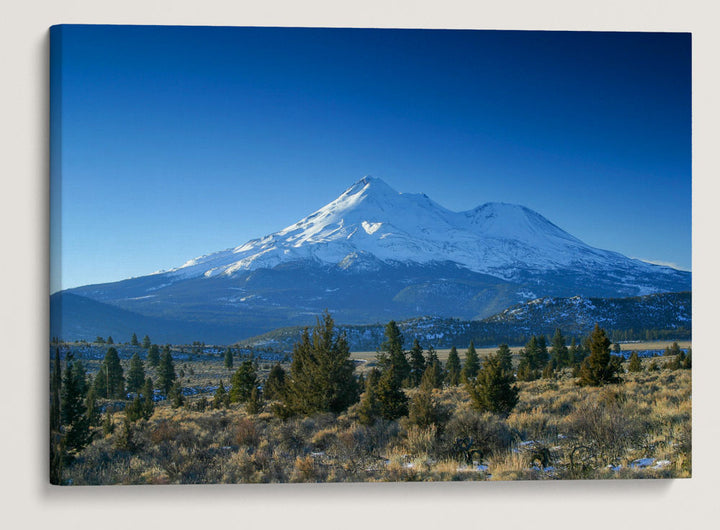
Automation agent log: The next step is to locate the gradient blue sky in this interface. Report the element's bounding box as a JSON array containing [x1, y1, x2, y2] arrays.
[[50, 26, 691, 293]]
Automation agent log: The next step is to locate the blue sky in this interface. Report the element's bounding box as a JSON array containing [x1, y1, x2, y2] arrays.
[[50, 26, 691, 293]]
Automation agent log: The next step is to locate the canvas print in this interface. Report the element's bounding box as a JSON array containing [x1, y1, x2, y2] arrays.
[[49, 25, 691, 485]]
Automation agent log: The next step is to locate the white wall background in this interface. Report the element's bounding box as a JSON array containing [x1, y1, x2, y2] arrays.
[[1, 1, 717, 529]]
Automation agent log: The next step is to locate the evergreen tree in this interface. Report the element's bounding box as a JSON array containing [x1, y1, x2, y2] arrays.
[[246, 386, 263, 414], [147, 344, 160, 367], [130, 333, 139, 346], [550, 328, 570, 369], [408, 339, 426, 387], [94, 347, 125, 399], [50, 348, 62, 433], [461, 341, 480, 382], [169, 381, 184, 408], [423, 355, 445, 389], [375, 365, 408, 421], [141, 377, 154, 419], [264, 363, 286, 401], [612, 343, 622, 355], [577, 324, 622, 386], [536, 335, 549, 367], [445, 346, 462, 386], [683, 349, 692, 369], [142, 335, 151, 349], [230, 359, 258, 403], [496, 344, 513, 374], [408, 373, 446, 429], [213, 380, 229, 409], [107, 336, 114, 345], [627, 351, 642, 373], [85, 378, 101, 427], [467, 351, 519, 417], [157, 347, 177, 397], [357, 368, 382, 425], [224, 347, 234, 370], [281, 311, 360, 415], [517, 341, 538, 382], [125, 396, 146, 422], [126, 352, 145, 395], [541, 362, 555, 379], [569, 337, 580, 366], [61, 359, 91, 458], [377, 321, 410, 385]]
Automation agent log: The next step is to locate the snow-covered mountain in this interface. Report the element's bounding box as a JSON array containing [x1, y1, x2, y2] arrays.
[[60, 176, 691, 343], [160, 176, 659, 283]]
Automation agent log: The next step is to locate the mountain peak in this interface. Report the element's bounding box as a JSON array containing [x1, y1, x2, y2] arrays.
[[341, 175, 399, 199]]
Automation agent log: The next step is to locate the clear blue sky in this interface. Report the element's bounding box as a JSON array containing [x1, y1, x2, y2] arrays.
[[50, 26, 691, 293]]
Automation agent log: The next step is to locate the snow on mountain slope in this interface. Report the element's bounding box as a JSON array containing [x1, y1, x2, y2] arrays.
[[161, 176, 661, 282]]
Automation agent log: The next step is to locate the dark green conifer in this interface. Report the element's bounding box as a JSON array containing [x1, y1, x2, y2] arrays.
[[577, 324, 622, 386], [264, 363, 286, 401], [246, 386, 263, 414], [126, 352, 145, 395], [496, 344, 513, 375], [445, 346, 462, 386], [130, 333, 139, 346], [147, 344, 160, 367], [157, 347, 177, 397], [467, 350, 519, 417], [107, 336, 114, 345], [230, 360, 258, 404], [224, 347, 234, 370], [375, 365, 408, 421], [408, 339, 426, 387], [461, 341, 480, 382], [627, 351, 642, 373], [408, 373, 447, 429], [61, 359, 91, 458], [377, 321, 410, 385], [357, 368, 382, 426], [550, 328, 570, 369], [281, 311, 359, 415], [94, 347, 125, 399], [141, 377, 154, 419], [142, 335, 151, 349], [213, 380, 229, 409], [169, 381, 185, 408]]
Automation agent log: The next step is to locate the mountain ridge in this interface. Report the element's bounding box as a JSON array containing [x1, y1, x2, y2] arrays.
[[61, 176, 691, 342]]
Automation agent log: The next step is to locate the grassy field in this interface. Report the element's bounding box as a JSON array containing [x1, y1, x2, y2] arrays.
[[59, 352, 691, 484]]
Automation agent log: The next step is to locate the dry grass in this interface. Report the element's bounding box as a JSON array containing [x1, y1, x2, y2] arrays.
[[62, 362, 691, 484]]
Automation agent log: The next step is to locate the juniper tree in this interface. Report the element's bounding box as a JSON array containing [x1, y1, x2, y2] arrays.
[[550, 328, 570, 369], [408, 339, 426, 387], [142, 335, 151, 350], [107, 336, 114, 345], [445, 346, 462, 386], [423, 345, 445, 388], [246, 386, 263, 414], [357, 368, 382, 426], [141, 377, 154, 419], [94, 347, 125, 399], [61, 359, 91, 459], [224, 347, 234, 370], [157, 347, 177, 397], [264, 362, 286, 401], [85, 377, 100, 427], [130, 333, 139, 346], [377, 320, 410, 385], [126, 352, 146, 395], [627, 351, 642, 372], [376, 364, 408, 421], [462, 341, 480, 382], [496, 344, 513, 374], [147, 344, 160, 367], [408, 372, 447, 429], [169, 381, 185, 408], [230, 359, 258, 404], [281, 311, 359, 415], [213, 380, 229, 409], [467, 350, 519, 417], [577, 324, 622, 386]]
